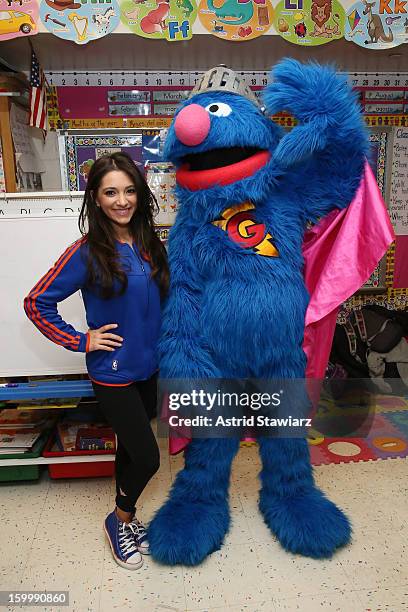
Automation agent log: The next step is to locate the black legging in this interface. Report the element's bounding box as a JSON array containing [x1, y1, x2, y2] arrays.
[[92, 374, 160, 513]]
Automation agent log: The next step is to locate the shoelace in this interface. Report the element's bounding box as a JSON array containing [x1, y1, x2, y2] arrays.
[[128, 519, 148, 543], [118, 522, 139, 557]]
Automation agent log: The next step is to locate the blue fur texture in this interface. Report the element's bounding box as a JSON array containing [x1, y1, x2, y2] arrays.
[[148, 439, 239, 565], [149, 59, 367, 565], [258, 438, 351, 557]]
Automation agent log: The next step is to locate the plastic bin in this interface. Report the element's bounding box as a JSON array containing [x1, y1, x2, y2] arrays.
[[0, 431, 50, 482], [43, 434, 115, 479]]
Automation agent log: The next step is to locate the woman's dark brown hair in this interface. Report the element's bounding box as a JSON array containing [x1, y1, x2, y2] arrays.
[[78, 152, 169, 298]]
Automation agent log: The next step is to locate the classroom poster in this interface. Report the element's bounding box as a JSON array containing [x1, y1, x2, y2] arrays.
[[65, 134, 143, 190], [120, 0, 196, 41], [40, 0, 120, 44], [0, 0, 38, 41], [345, 0, 408, 49], [198, 0, 273, 40], [273, 0, 344, 46]]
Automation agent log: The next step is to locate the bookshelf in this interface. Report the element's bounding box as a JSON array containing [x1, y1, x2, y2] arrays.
[[0, 380, 115, 468]]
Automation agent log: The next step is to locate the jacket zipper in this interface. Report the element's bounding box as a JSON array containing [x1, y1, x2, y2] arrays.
[[131, 244, 149, 320], [133, 246, 151, 371]]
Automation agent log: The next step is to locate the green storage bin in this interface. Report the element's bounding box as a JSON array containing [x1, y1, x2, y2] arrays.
[[0, 432, 50, 482]]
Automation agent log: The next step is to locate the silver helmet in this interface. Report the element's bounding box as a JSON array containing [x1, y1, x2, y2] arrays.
[[190, 65, 260, 107]]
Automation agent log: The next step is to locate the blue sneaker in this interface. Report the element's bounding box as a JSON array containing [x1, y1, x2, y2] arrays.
[[129, 517, 150, 555], [104, 510, 143, 570]]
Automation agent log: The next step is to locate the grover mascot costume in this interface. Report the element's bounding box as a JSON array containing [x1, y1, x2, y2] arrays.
[[148, 60, 393, 565]]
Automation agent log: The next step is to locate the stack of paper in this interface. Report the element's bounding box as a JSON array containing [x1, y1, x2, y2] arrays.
[[0, 429, 42, 454]]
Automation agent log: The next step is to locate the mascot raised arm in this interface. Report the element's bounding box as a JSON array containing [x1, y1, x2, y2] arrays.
[[148, 60, 394, 566]]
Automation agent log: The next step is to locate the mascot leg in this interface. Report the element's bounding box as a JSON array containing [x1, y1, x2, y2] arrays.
[[258, 437, 351, 558], [149, 438, 239, 565]]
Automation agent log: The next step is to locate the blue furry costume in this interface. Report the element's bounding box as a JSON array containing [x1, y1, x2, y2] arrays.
[[149, 60, 368, 565]]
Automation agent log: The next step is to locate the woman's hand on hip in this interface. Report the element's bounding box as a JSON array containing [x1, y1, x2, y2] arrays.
[[87, 324, 123, 352]]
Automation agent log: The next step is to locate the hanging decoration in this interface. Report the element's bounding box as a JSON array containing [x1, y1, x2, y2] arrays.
[[146, 161, 178, 225], [273, 0, 345, 45], [120, 0, 196, 41], [0, 0, 38, 41], [3, 0, 406, 47], [40, 0, 120, 44], [345, 0, 408, 49], [198, 0, 273, 40]]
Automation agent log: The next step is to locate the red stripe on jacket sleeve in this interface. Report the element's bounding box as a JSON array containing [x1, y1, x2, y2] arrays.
[[24, 238, 87, 351]]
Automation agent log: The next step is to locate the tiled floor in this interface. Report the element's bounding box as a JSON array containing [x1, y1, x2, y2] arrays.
[[0, 434, 407, 612]]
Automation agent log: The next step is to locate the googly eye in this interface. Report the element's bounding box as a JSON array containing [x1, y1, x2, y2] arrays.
[[205, 102, 232, 117]]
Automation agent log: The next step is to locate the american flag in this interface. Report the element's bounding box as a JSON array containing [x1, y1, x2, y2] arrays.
[[29, 49, 48, 131]]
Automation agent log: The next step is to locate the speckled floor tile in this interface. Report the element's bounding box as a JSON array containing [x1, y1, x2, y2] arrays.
[[186, 603, 276, 612], [356, 584, 408, 610], [29, 521, 106, 564], [223, 494, 253, 547], [39, 481, 111, 528], [239, 492, 277, 544], [134, 475, 172, 524], [18, 559, 103, 612], [0, 562, 26, 591], [100, 554, 186, 611], [169, 453, 185, 479], [336, 527, 408, 590], [0, 475, 50, 522], [314, 461, 408, 535], [183, 544, 270, 610], [0, 519, 39, 565], [274, 589, 364, 611], [321, 488, 393, 534], [314, 458, 408, 494], [255, 541, 352, 600], [230, 448, 262, 490], [0, 447, 407, 611], [223, 602, 277, 611], [142, 469, 173, 495]]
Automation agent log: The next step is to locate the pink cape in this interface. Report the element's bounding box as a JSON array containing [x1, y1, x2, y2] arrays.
[[167, 162, 395, 454]]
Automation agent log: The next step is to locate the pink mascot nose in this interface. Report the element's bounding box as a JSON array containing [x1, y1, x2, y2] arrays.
[[174, 104, 211, 147]]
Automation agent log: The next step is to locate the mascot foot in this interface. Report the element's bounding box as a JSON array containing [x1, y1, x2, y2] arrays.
[[259, 488, 351, 558], [148, 499, 230, 565]]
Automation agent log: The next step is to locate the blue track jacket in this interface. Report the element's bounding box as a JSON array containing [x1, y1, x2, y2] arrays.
[[24, 237, 161, 385]]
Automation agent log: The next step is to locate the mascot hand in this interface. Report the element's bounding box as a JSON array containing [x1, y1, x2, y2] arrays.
[[263, 59, 363, 168]]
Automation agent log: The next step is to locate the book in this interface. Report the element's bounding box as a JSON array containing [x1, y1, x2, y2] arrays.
[[0, 408, 57, 429], [56, 421, 82, 452], [16, 399, 79, 410], [0, 428, 42, 450], [76, 427, 116, 451]]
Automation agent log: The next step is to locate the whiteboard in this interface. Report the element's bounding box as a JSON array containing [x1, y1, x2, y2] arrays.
[[0, 195, 87, 377]]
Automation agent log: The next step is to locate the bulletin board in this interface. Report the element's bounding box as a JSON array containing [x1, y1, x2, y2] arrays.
[[60, 129, 166, 189], [58, 129, 177, 225], [359, 128, 393, 292], [389, 125, 408, 290], [341, 125, 408, 315]]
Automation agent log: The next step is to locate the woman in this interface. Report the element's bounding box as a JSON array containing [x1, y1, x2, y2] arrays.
[[24, 152, 169, 570]]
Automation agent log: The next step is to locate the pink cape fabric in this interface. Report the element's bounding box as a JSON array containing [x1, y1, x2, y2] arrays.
[[168, 162, 395, 454]]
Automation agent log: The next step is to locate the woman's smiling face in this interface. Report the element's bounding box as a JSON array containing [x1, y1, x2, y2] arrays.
[[95, 170, 138, 228]]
